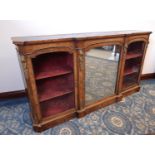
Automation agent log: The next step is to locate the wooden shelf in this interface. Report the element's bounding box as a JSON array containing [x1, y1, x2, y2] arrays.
[[35, 66, 72, 80], [41, 93, 75, 117], [126, 52, 142, 60], [35, 65, 74, 103], [124, 67, 139, 76], [122, 82, 135, 89], [37, 74, 74, 102], [122, 74, 138, 89], [33, 52, 75, 109], [39, 89, 73, 102]]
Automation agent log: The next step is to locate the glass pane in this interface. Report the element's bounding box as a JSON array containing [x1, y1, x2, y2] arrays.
[[122, 41, 145, 90], [85, 45, 121, 105]]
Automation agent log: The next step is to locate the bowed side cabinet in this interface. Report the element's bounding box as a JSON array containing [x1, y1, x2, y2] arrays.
[[12, 31, 151, 132]]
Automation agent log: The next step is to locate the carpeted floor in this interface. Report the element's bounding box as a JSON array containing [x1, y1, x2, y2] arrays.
[[0, 79, 155, 135]]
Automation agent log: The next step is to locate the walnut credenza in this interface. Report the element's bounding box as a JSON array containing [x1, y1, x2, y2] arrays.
[[12, 31, 151, 132]]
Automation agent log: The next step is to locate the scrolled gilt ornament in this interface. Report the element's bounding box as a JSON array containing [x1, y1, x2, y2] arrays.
[[21, 56, 28, 78], [78, 49, 85, 71]]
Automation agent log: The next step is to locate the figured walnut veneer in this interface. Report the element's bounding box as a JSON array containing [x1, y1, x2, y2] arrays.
[[12, 31, 151, 132]]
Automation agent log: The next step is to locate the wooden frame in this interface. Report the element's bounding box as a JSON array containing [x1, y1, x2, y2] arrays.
[[76, 37, 125, 117], [120, 34, 150, 96], [12, 31, 151, 131]]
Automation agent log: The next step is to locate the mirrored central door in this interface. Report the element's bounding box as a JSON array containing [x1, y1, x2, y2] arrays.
[[85, 45, 121, 105]]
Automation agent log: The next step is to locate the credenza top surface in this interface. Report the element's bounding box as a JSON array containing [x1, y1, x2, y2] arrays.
[[12, 30, 152, 45]]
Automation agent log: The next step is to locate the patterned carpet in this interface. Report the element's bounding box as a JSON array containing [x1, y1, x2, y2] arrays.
[[0, 79, 155, 135]]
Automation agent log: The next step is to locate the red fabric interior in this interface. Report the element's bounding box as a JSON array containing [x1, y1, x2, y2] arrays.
[[32, 52, 75, 118], [33, 52, 73, 79], [124, 58, 142, 73], [36, 74, 74, 102], [127, 41, 144, 52], [41, 93, 75, 117], [123, 41, 144, 89]]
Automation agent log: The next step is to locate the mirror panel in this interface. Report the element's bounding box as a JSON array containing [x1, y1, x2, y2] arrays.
[[85, 45, 121, 105]]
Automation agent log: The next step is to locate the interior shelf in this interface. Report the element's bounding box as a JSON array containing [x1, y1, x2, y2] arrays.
[[126, 41, 144, 60], [35, 66, 72, 80], [122, 72, 139, 89], [124, 57, 141, 75], [32, 52, 75, 118], [126, 52, 143, 60], [41, 93, 75, 117], [124, 67, 139, 76], [127, 41, 144, 52], [122, 41, 145, 90], [36, 74, 74, 102], [33, 52, 73, 80], [39, 89, 73, 102]]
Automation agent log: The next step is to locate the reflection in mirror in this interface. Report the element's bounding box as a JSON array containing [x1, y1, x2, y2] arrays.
[[85, 45, 121, 105]]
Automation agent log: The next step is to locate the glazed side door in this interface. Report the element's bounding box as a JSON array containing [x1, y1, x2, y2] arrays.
[[120, 34, 150, 92]]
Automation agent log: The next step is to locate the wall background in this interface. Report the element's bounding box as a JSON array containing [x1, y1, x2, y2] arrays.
[[0, 0, 155, 153], [0, 20, 155, 93]]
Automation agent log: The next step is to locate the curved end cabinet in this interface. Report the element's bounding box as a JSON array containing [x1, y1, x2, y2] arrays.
[[12, 30, 151, 132]]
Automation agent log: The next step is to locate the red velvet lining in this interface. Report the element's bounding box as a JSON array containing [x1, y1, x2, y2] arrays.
[[41, 93, 75, 117], [32, 52, 75, 118], [124, 58, 142, 74], [36, 74, 74, 102], [127, 41, 144, 52], [33, 52, 73, 79]]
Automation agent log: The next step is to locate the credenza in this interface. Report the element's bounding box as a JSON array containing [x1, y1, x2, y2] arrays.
[[12, 30, 151, 131]]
